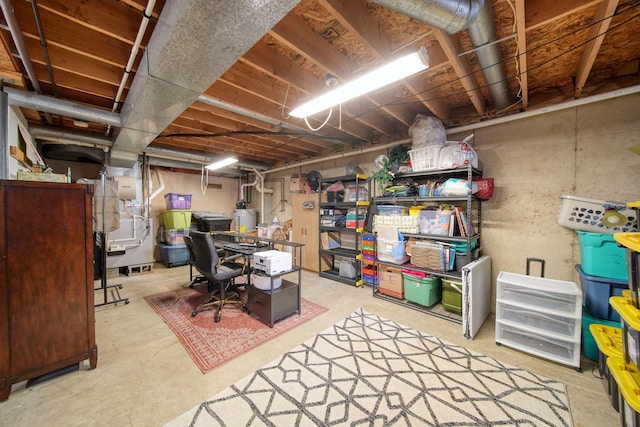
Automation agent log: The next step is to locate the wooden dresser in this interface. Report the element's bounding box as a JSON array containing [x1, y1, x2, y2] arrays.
[[0, 180, 97, 400]]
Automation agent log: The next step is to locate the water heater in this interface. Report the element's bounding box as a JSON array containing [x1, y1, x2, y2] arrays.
[[234, 209, 256, 233]]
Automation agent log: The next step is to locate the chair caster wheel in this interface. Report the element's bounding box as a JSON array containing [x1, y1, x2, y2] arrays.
[[191, 311, 197, 317], [214, 312, 221, 322]]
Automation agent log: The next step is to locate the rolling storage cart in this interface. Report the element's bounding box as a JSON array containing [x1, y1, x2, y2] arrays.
[[495, 260, 582, 370]]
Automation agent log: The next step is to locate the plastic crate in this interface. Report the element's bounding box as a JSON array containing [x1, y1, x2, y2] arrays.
[[164, 193, 192, 210], [402, 273, 441, 307], [163, 210, 192, 229], [418, 209, 454, 235], [377, 205, 408, 216], [610, 297, 640, 370], [607, 356, 640, 425], [577, 264, 628, 321], [590, 324, 623, 412], [377, 238, 409, 265], [409, 146, 441, 172], [582, 304, 621, 361], [557, 195, 637, 234], [577, 231, 628, 281], [158, 243, 189, 267], [163, 228, 190, 245]]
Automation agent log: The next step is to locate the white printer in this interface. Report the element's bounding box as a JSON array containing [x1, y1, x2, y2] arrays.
[[252, 250, 292, 275]]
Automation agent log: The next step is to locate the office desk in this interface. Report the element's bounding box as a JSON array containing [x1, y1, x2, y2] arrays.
[[212, 232, 304, 327]]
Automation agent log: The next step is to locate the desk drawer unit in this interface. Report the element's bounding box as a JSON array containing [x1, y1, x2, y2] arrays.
[[247, 279, 300, 327], [496, 271, 582, 369]]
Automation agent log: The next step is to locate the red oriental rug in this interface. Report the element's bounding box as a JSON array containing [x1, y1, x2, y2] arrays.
[[143, 286, 328, 374]]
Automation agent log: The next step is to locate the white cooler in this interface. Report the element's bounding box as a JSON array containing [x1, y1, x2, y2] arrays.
[[253, 250, 292, 275]]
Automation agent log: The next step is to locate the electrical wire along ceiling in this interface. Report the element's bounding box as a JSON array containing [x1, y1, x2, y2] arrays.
[[0, 0, 638, 170]]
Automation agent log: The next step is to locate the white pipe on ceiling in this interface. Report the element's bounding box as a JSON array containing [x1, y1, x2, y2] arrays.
[[106, 0, 156, 136]]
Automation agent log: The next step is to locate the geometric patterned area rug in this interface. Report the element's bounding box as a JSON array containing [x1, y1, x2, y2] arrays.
[[144, 286, 328, 374], [166, 308, 573, 426]]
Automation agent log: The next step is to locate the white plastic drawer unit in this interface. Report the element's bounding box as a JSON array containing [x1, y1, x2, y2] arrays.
[[495, 322, 581, 368], [495, 302, 580, 340], [496, 271, 582, 317]]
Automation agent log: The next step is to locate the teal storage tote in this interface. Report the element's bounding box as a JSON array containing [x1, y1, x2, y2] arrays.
[[402, 272, 441, 307], [577, 230, 628, 281]]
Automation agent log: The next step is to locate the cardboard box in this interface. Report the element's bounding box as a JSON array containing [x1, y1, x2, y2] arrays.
[[321, 231, 341, 249], [378, 265, 404, 298], [290, 175, 306, 193]]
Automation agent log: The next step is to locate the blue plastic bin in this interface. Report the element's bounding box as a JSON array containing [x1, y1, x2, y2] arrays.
[[577, 264, 628, 322]]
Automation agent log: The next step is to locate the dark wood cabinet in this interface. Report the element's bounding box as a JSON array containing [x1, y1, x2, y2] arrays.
[[0, 180, 97, 401]]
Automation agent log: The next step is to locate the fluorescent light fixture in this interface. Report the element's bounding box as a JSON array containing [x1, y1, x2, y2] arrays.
[[206, 156, 238, 170], [289, 47, 429, 118]]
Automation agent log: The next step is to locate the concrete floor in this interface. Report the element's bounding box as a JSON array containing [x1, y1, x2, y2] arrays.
[[3, 263, 618, 426]]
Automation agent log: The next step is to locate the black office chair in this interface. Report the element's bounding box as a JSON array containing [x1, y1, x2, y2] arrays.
[[189, 231, 248, 322], [183, 234, 209, 290]]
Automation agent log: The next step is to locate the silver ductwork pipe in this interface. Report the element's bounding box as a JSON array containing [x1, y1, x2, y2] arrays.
[[370, 0, 482, 34], [370, 0, 510, 109], [466, 0, 510, 108], [3, 87, 122, 127], [29, 124, 113, 147]]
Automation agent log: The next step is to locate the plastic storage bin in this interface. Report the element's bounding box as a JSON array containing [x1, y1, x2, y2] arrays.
[[582, 304, 621, 361], [377, 237, 409, 264], [441, 278, 463, 313], [577, 264, 628, 322], [615, 233, 640, 309], [577, 231, 628, 281], [192, 212, 232, 232], [362, 264, 377, 286], [158, 243, 189, 267], [377, 205, 408, 216], [409, 146, 441, 171], [163, 210, 193, 229], [590, 323, 623, 412], [610, 297, 640, 369], [163, 228, 190, 245], [557, 195, 637, 234], [418, 209, 454, 235], [164, 193, 192, 210], [607, 357, 640, 426], [402, 272, 441, 307]]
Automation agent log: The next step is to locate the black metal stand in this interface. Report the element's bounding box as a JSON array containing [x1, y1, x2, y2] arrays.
[[94, 231, 129, 307]]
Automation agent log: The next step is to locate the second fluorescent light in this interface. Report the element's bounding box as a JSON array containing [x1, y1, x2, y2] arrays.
[[289, 47, 429, 119]]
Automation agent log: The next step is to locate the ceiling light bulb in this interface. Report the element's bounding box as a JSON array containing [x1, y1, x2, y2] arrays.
[[205, 156, 238, 170], [290, 47, 429, 119]]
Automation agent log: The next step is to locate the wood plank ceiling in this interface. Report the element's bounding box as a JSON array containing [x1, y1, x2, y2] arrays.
[[1, 0, 639, 171]]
